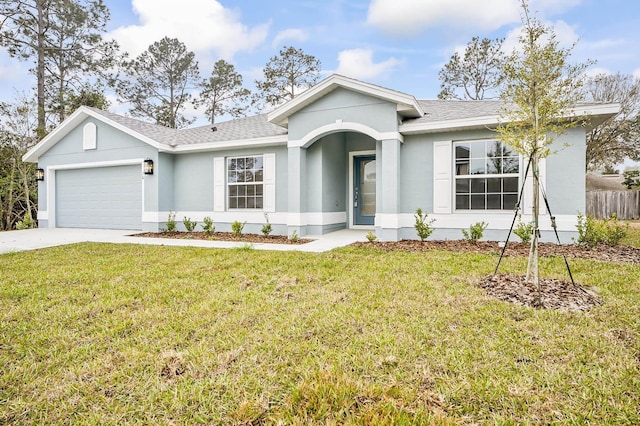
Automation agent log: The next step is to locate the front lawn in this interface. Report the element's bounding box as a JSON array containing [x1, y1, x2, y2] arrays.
[[1, 243, 639, 424]]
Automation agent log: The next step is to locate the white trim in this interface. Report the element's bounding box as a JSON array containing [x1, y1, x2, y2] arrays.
[[348, 150, 376, 229], [37, 210, 48, 220], [172, 135, 287, 153], [287, 211, 347, 227], [399, 103, 621, 135], [268, 74, 424, 127], [289, 121, 403, 148], [401, 115, 502, 135], [433, 140, 452, 214], [213, 157, 225, 212], [47, 158, 145, 171], [263, 153, 276, 212], [44, 158, 147, 228]]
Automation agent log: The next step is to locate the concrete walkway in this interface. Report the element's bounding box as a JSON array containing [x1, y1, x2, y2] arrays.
[[0, 228, 369, 254]]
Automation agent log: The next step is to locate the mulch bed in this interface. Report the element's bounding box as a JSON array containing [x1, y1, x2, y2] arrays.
[[351, 240, 640, 264], [132, 231, 311, 245], [479, 274, 603, 312], [351, 239, 640, 311]]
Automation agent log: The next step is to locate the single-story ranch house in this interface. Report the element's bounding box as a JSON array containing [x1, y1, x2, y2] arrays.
[[23, 74, 618, 241]]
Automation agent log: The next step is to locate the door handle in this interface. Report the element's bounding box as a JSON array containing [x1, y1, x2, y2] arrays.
[[354, 187, 359, 207]]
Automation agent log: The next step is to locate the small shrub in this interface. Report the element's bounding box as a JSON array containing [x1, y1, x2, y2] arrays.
[[414, 208, 435, 241], [165, 211, 177, 232], [289, 230, 299, 242], [183, 217, 197, 232], [231, 220, 245, 237], [514, 216, 533, 243], [15, 212, 35, 230], [575, 212, 628, 248], [261, 213, 273, 237], [365, 231, 377, 243], [462, 221, 488, 243], [202, 216, 215, 234]]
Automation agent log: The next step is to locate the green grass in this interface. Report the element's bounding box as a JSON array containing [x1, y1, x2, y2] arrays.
[[1, 243, 639, 424], [622, 223, 640, 248]]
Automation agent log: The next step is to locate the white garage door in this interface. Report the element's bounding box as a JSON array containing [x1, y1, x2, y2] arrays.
[[56, 165, 142, 230]]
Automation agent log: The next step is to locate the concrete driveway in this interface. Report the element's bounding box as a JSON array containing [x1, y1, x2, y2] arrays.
[[0, 228, 368, 254]]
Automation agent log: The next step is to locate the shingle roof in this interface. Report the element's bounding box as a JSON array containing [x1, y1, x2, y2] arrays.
[[408, 100, 503, 124], [87, 99, 614, 147], [177, 114, 288, 145], [85, 107, 180, 145], [87, 107, 287, 146]]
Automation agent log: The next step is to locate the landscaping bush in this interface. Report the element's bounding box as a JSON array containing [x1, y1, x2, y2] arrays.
[[261, 213, 272, 237], [414, 208, 435, 241], [231, 220, 245, 237], [164, 211, 177, 232], [365, 231, 377, 243], [462, 221, 488, 243], [183, 217, 197, 232], [575, 213, 628, 248], [201, 216, 215, 234], [514, 216, 533, 243]]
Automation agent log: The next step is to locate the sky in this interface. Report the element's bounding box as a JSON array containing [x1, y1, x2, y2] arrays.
[[1, 0, 639, 127]]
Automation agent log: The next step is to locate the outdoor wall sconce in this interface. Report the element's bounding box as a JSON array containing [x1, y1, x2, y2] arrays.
[[143, 159, 154, 175], [36, 168, 45, 181]]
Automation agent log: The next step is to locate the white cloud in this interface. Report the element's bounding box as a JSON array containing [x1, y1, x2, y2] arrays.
[[634, 69, 640, 80], [501, 19, 579, 54], [272, 28, 308, 48], [335, 48, 402, 80], [367, 0, 520, 36], [583, 67, 611, 78], [108, 0, 269, 59]]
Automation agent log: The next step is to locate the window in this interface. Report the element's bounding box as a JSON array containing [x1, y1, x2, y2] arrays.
[[454, 140, 519, 210], [227, 156, 264, 209]]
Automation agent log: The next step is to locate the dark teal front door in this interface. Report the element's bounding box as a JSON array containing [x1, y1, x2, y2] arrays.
[[353, 155, 376, 226]]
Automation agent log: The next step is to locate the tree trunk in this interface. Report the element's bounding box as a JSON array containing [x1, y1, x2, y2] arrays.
[[526, 150, 541, 307], [21, 164, 33, 222], [36, 0, 46, 139], [6, 159, 17, 230]]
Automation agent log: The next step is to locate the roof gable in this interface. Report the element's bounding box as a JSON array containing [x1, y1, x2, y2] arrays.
[[267, 74, 425, 127], [23, 106, 173, 162]]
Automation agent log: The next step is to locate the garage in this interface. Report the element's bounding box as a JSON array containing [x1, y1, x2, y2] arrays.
[[55, 165, 143, 230]]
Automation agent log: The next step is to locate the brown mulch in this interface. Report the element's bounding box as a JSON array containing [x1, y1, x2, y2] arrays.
[[351, 240, 640, 264], [479, 274, 603, 312], [132, 231, 311, 245]]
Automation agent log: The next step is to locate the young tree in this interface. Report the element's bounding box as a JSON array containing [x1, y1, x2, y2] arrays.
[[584, 73, 640, 169], [116, 37, 200, 129], [497, 0, 590, 305], [0, 0, 115, 136], [253, 46, 321, 110], [438, 37, 505, 100], [195, 60, 250, 124]]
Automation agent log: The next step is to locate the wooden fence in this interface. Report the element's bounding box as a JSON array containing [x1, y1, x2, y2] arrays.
[[586, 190, 640, 220]]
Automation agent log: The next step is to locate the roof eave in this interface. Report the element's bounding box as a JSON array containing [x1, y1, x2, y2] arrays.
[[399, 103, 621, 136], [172, 135, 288, 153]]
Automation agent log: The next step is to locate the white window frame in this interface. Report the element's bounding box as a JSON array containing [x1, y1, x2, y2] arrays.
[[226, 155, 265, 210], [453, 139, 520, 211]]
